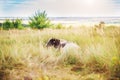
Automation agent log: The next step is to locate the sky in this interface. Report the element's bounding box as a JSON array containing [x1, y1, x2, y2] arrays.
[[0, 0, 120, 17]]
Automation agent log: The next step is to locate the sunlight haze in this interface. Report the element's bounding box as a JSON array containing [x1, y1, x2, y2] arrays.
[[0, 0, 120, 17]]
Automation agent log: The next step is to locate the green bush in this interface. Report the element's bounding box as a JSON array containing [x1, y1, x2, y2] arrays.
[[0, 23, 3, 30], [3, 19, 13, 30], [2, 19, 23, 30], [0, 23, 2, 27], [29, 11, 51, 29], [12, 19, 23, 29], [54, 23, 65, 29]]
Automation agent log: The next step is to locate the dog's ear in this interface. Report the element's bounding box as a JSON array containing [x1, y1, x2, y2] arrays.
[[46, 38, 55, 47], [46, 38, 60, 48], [54, 39, 60, 46]]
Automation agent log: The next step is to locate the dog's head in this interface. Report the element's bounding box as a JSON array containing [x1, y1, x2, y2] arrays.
[[46, 38, 60, 48]]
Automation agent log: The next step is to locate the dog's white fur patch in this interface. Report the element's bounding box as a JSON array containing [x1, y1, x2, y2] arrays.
[[60, 42, 79, 54]]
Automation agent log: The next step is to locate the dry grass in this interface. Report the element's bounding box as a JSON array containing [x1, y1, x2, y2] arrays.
[[0, 26, 120, 80]]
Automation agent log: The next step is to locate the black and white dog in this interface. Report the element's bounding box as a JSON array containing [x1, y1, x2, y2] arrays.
[[46, 38, 79, 52], [46, 38, 80, 64]]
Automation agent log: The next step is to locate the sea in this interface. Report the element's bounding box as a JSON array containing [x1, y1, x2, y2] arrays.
[[0, 17, 120, 26]]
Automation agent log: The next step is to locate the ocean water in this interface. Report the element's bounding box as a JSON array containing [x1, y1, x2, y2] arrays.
[[0, 17, 120, 26], [49, 17, 120, 24]]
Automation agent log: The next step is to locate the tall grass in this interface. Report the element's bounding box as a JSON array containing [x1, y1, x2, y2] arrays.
[[0, 27, 120, 80]]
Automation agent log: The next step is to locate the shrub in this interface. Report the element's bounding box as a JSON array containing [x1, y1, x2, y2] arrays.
[[0, 23, 3, 30], [2, 19, 24, 30], [55, 23, 65, 29], [29, 11, 51, 29], [3, 19, 13, 30], [12, 19, 23, 29], [0, 23, 2, 27]]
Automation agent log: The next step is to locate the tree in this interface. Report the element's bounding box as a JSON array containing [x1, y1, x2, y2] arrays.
[[29, 11, 51, 29]]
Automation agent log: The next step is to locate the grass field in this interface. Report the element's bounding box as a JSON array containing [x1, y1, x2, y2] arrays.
[[0, 26, 120, 80]]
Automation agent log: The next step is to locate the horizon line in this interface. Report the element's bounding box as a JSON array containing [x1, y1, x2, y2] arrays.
[[0, 16, 120, 18]]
